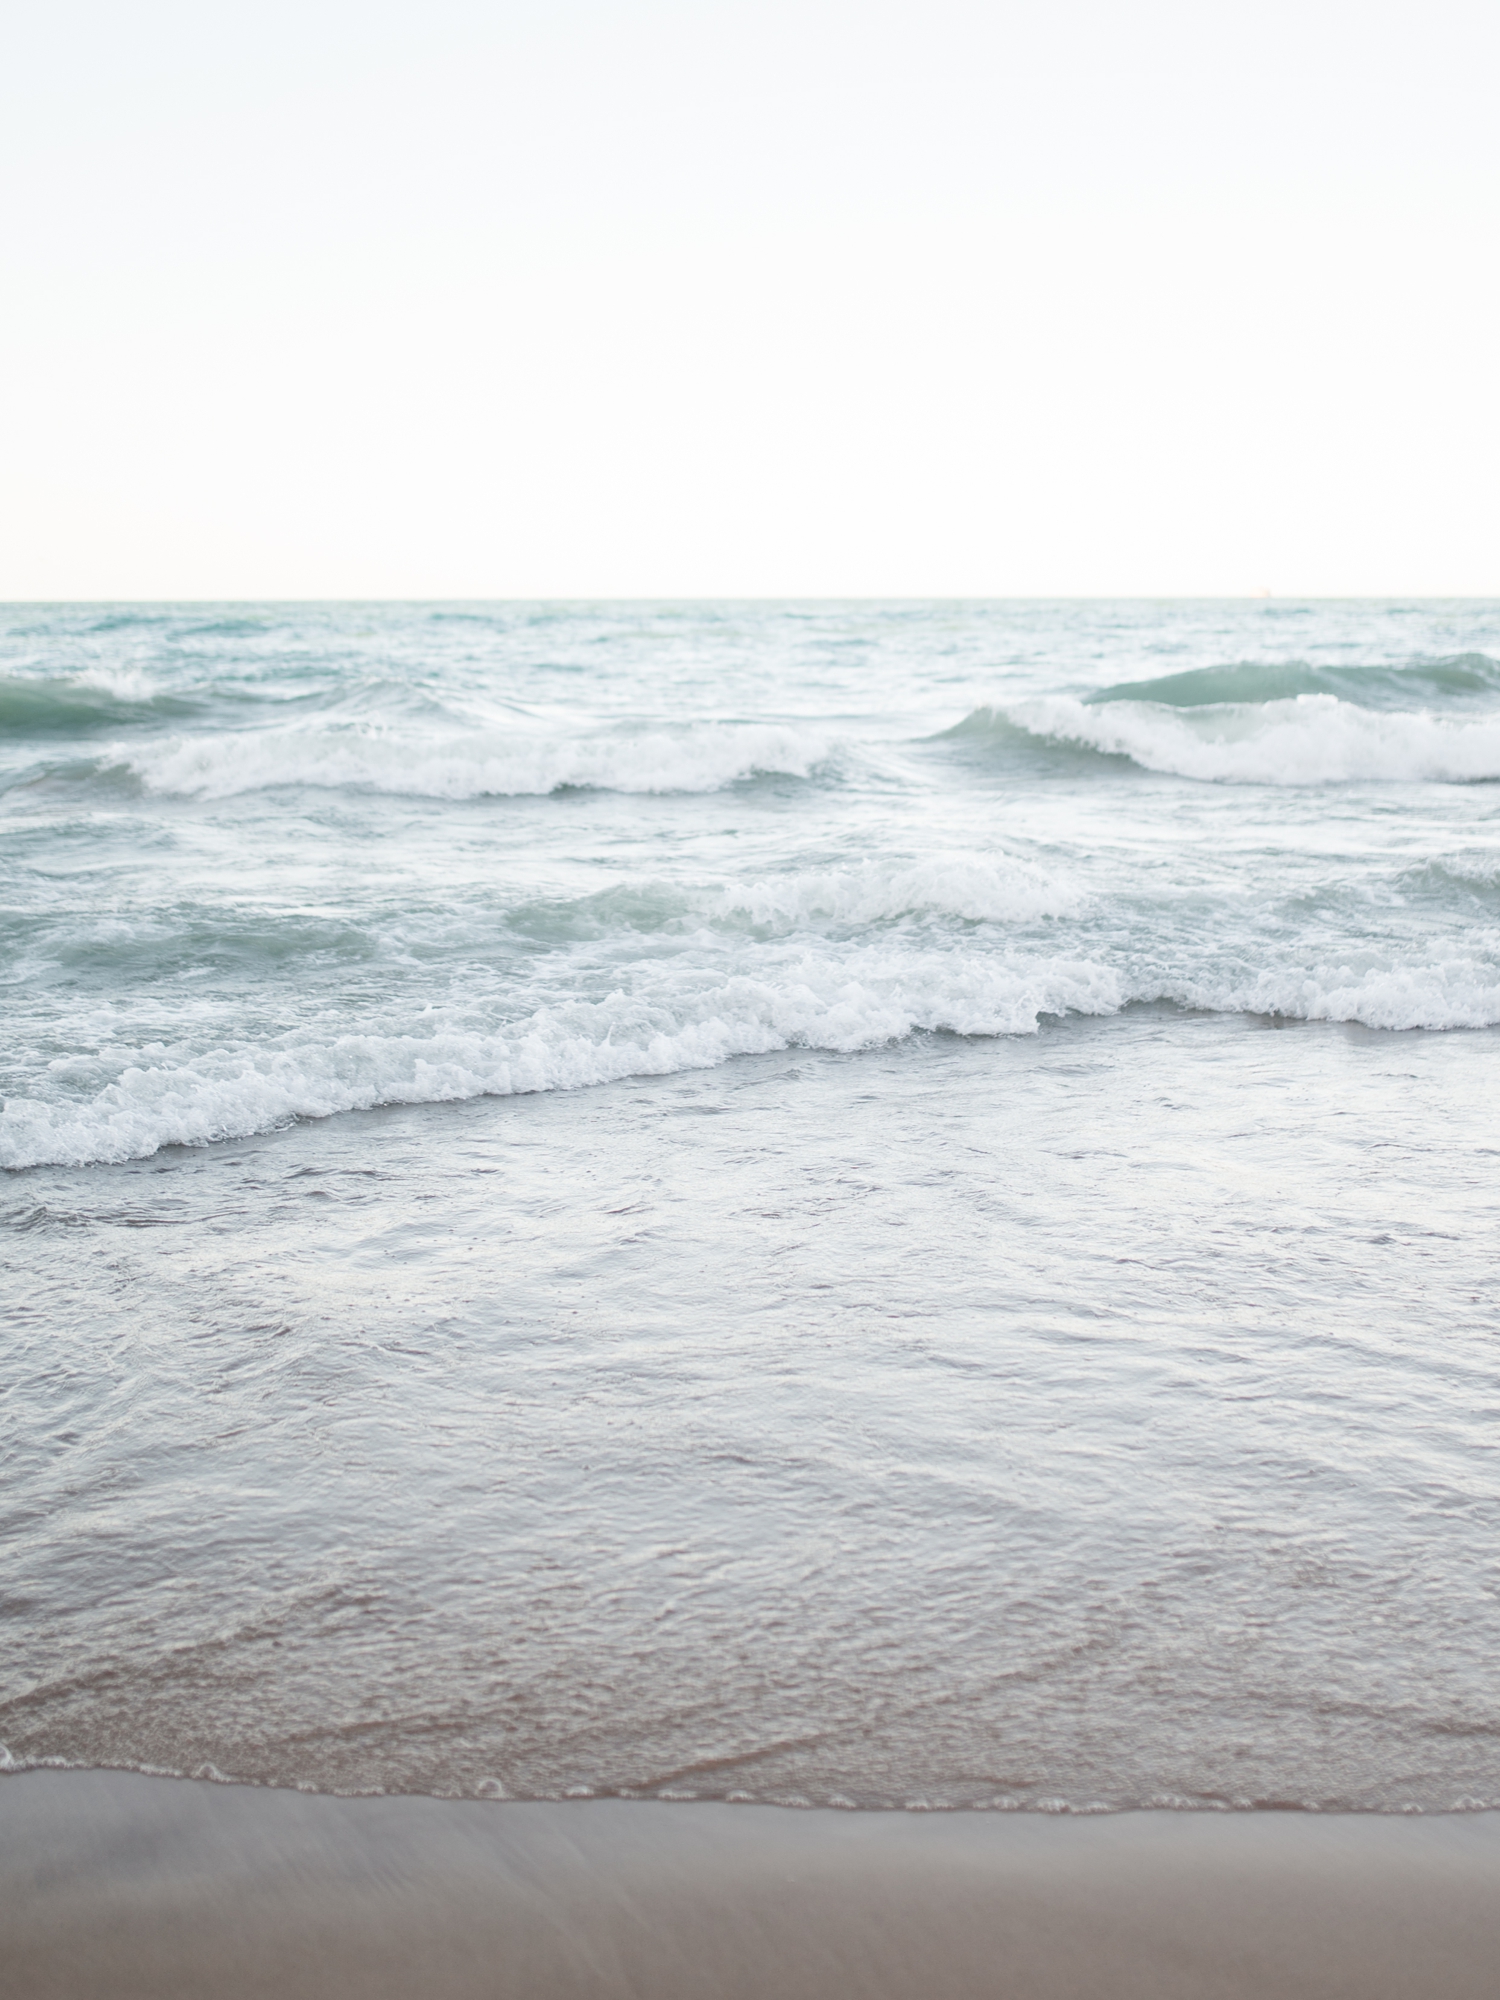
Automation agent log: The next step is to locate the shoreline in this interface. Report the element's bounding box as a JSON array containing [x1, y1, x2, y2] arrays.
[[5, 1772, 1500, 1998]]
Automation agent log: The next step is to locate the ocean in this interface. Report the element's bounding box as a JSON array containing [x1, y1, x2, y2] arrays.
[[4, 597, 1499, 1814]]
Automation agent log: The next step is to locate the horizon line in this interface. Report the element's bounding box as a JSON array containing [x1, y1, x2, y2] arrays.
[[5, 592, 1499, 609]]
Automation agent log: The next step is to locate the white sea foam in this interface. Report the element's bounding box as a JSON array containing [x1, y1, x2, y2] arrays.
[[74, 664, 160, 702], [1167, 956, 1500, 1032], [1005, 694, 1500, 784], [119, 720, 832, 799], [7, 931, 1498, 1170], [0, 951, 1121, 1168], [1421, 850, 1500, 888], [712, 854, 1083, 928]]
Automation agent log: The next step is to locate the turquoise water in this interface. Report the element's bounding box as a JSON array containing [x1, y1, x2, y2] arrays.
[[5, 600, 1500, 1809]]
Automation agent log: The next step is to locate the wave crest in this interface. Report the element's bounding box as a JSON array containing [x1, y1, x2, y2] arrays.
[[996, 694, 1500, 785], [118, 721, 834, 799], [7, 930, 1498, 1170], [1088, 654, 1500, 711], [0, 672, 191, 737], [713, 855, 1082, 928], [0, 953, 1122, 1168], [1169, 955, 1500, 1031]]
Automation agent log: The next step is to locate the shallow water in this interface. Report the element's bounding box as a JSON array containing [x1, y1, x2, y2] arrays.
[[4, 600, 1500, 1808]]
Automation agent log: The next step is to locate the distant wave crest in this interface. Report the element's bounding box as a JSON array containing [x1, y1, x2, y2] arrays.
[[1086, 654, 1500, 711], [118, 721, 834, 798], [973, 694, 1500, 785], [0, 671, 193, 737]]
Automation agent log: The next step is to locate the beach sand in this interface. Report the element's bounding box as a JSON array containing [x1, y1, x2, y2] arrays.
[[3, 1772, 1499, 1998]]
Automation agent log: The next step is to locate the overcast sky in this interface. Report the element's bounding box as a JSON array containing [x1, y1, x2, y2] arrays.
[[3, 0, 1496, 599]]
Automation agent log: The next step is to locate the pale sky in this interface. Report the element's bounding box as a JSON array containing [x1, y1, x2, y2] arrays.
[[3, 0, 1497, 599]]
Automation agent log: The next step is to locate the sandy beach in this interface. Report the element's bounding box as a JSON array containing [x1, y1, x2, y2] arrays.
[[4, 1772, 1499, 1999]]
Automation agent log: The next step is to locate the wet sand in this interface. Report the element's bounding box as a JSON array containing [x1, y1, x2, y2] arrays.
[[3, 1771, 1499, 1999]]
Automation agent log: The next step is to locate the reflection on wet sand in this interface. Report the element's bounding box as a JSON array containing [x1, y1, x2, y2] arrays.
[[5, 1771, 1500, 2000]]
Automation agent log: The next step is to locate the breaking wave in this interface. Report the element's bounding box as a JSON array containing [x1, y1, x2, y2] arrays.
[[116, 720, 835, 798], [0, 951, 1122, 1168], [6, 937, 1498, 1170], [0, 672, 198, 736], [965, 694, 1500, 785]]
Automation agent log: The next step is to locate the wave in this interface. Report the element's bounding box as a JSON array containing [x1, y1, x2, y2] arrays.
[[499, 855, 1079, 946], [0, 673, 198, 737], [0, 953, 1122, 1168], [1088, 655, 1500, 710], [1410, 851, 1500, 893], [711, 855, 1083, 928], [970, 695, 1500, 785], [7, 933, 1499, 1168], [116, 720, 834, 798], [1167, 956, 1500, 1032]]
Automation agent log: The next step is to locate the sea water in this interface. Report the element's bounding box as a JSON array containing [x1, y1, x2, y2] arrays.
[[4, 599, 1499, 1810]]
